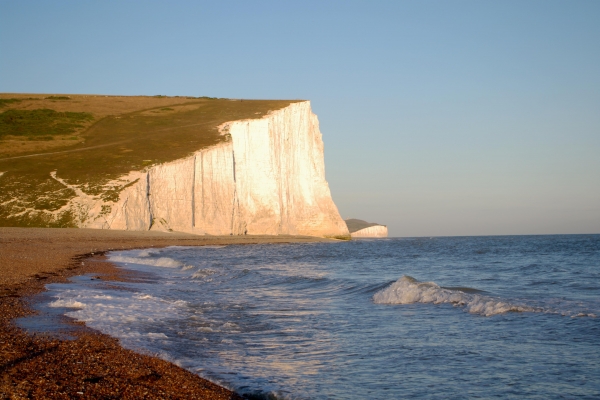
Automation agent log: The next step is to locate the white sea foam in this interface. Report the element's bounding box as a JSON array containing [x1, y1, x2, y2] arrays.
[[45, 284, 193, 343], [176, 245, 226, 250], [109, 254, 184, 268], [373, 276, 538, 316], [134, 294, 156, 300], [191, 268, 217, 279], [91, 295, 113, 300], [49, 299, 85, 308], [136, 248, 162, 257], [148, 332, 168, 339]]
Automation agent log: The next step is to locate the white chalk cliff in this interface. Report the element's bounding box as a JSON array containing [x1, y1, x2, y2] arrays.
[[350, 225, 388, 238], [63, 101, 349, 238]]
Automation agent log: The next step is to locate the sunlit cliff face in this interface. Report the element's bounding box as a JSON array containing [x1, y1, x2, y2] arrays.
[[64, 102, 349, 238]]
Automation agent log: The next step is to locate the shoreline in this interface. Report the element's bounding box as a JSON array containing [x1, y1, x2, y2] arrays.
[[0, 227, 333, 398]]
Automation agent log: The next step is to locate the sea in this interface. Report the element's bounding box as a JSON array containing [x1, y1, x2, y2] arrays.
[[22, 235, 600, 399]]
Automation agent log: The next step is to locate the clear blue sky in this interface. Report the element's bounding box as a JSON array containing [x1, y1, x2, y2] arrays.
[[1, 0, 599, 236]]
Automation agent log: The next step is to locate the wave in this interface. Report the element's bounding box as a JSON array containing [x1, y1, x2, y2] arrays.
[[191, 268, 218, 279], [109, 254, 185, 268], [108, 247, 227, 271], [373, 276, 538, 316], [49, 299, 85, 308]]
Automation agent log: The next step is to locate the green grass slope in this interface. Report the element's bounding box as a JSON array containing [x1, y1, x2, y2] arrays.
[[0, 94, 298, 227]]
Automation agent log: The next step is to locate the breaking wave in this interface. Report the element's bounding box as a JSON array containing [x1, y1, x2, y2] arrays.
[[373, 275, 538, 316], [107, 247, 225, 271], [49, 299, 85, 308], [108, 254, 185, 268]]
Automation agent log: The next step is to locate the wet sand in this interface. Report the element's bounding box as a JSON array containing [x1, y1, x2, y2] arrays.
[[0, 228, 331, 399]]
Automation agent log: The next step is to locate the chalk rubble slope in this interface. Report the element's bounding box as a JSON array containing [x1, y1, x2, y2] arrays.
[[73, 101, 349, 238]]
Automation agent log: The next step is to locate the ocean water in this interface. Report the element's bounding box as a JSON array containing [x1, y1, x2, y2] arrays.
[[34, 235, 600, 399]]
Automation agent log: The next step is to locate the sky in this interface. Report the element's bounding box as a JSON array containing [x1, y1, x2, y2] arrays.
[[1, 0, 599, 237]]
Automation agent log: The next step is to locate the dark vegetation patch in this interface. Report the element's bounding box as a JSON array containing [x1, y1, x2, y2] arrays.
[[186, 96, 218, 100], [0, 98, 40, 108], [0, 98, 22, 107], [28, 135, 54, 141], [45, 96, 71, 100], [0, 109, 94, 140]]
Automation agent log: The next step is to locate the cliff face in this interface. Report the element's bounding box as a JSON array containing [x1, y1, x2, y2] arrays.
[[350, 225, 388, 238], [70, 102, 349, 238]]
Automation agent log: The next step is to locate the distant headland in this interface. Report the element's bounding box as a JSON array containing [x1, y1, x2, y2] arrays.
[[345, 219, 388, 238]]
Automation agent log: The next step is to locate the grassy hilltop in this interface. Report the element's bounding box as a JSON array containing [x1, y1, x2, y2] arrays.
[[0, 94, 297, 227]]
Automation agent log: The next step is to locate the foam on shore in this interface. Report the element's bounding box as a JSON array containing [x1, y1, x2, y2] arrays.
[[109, 254, 185, 268]]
